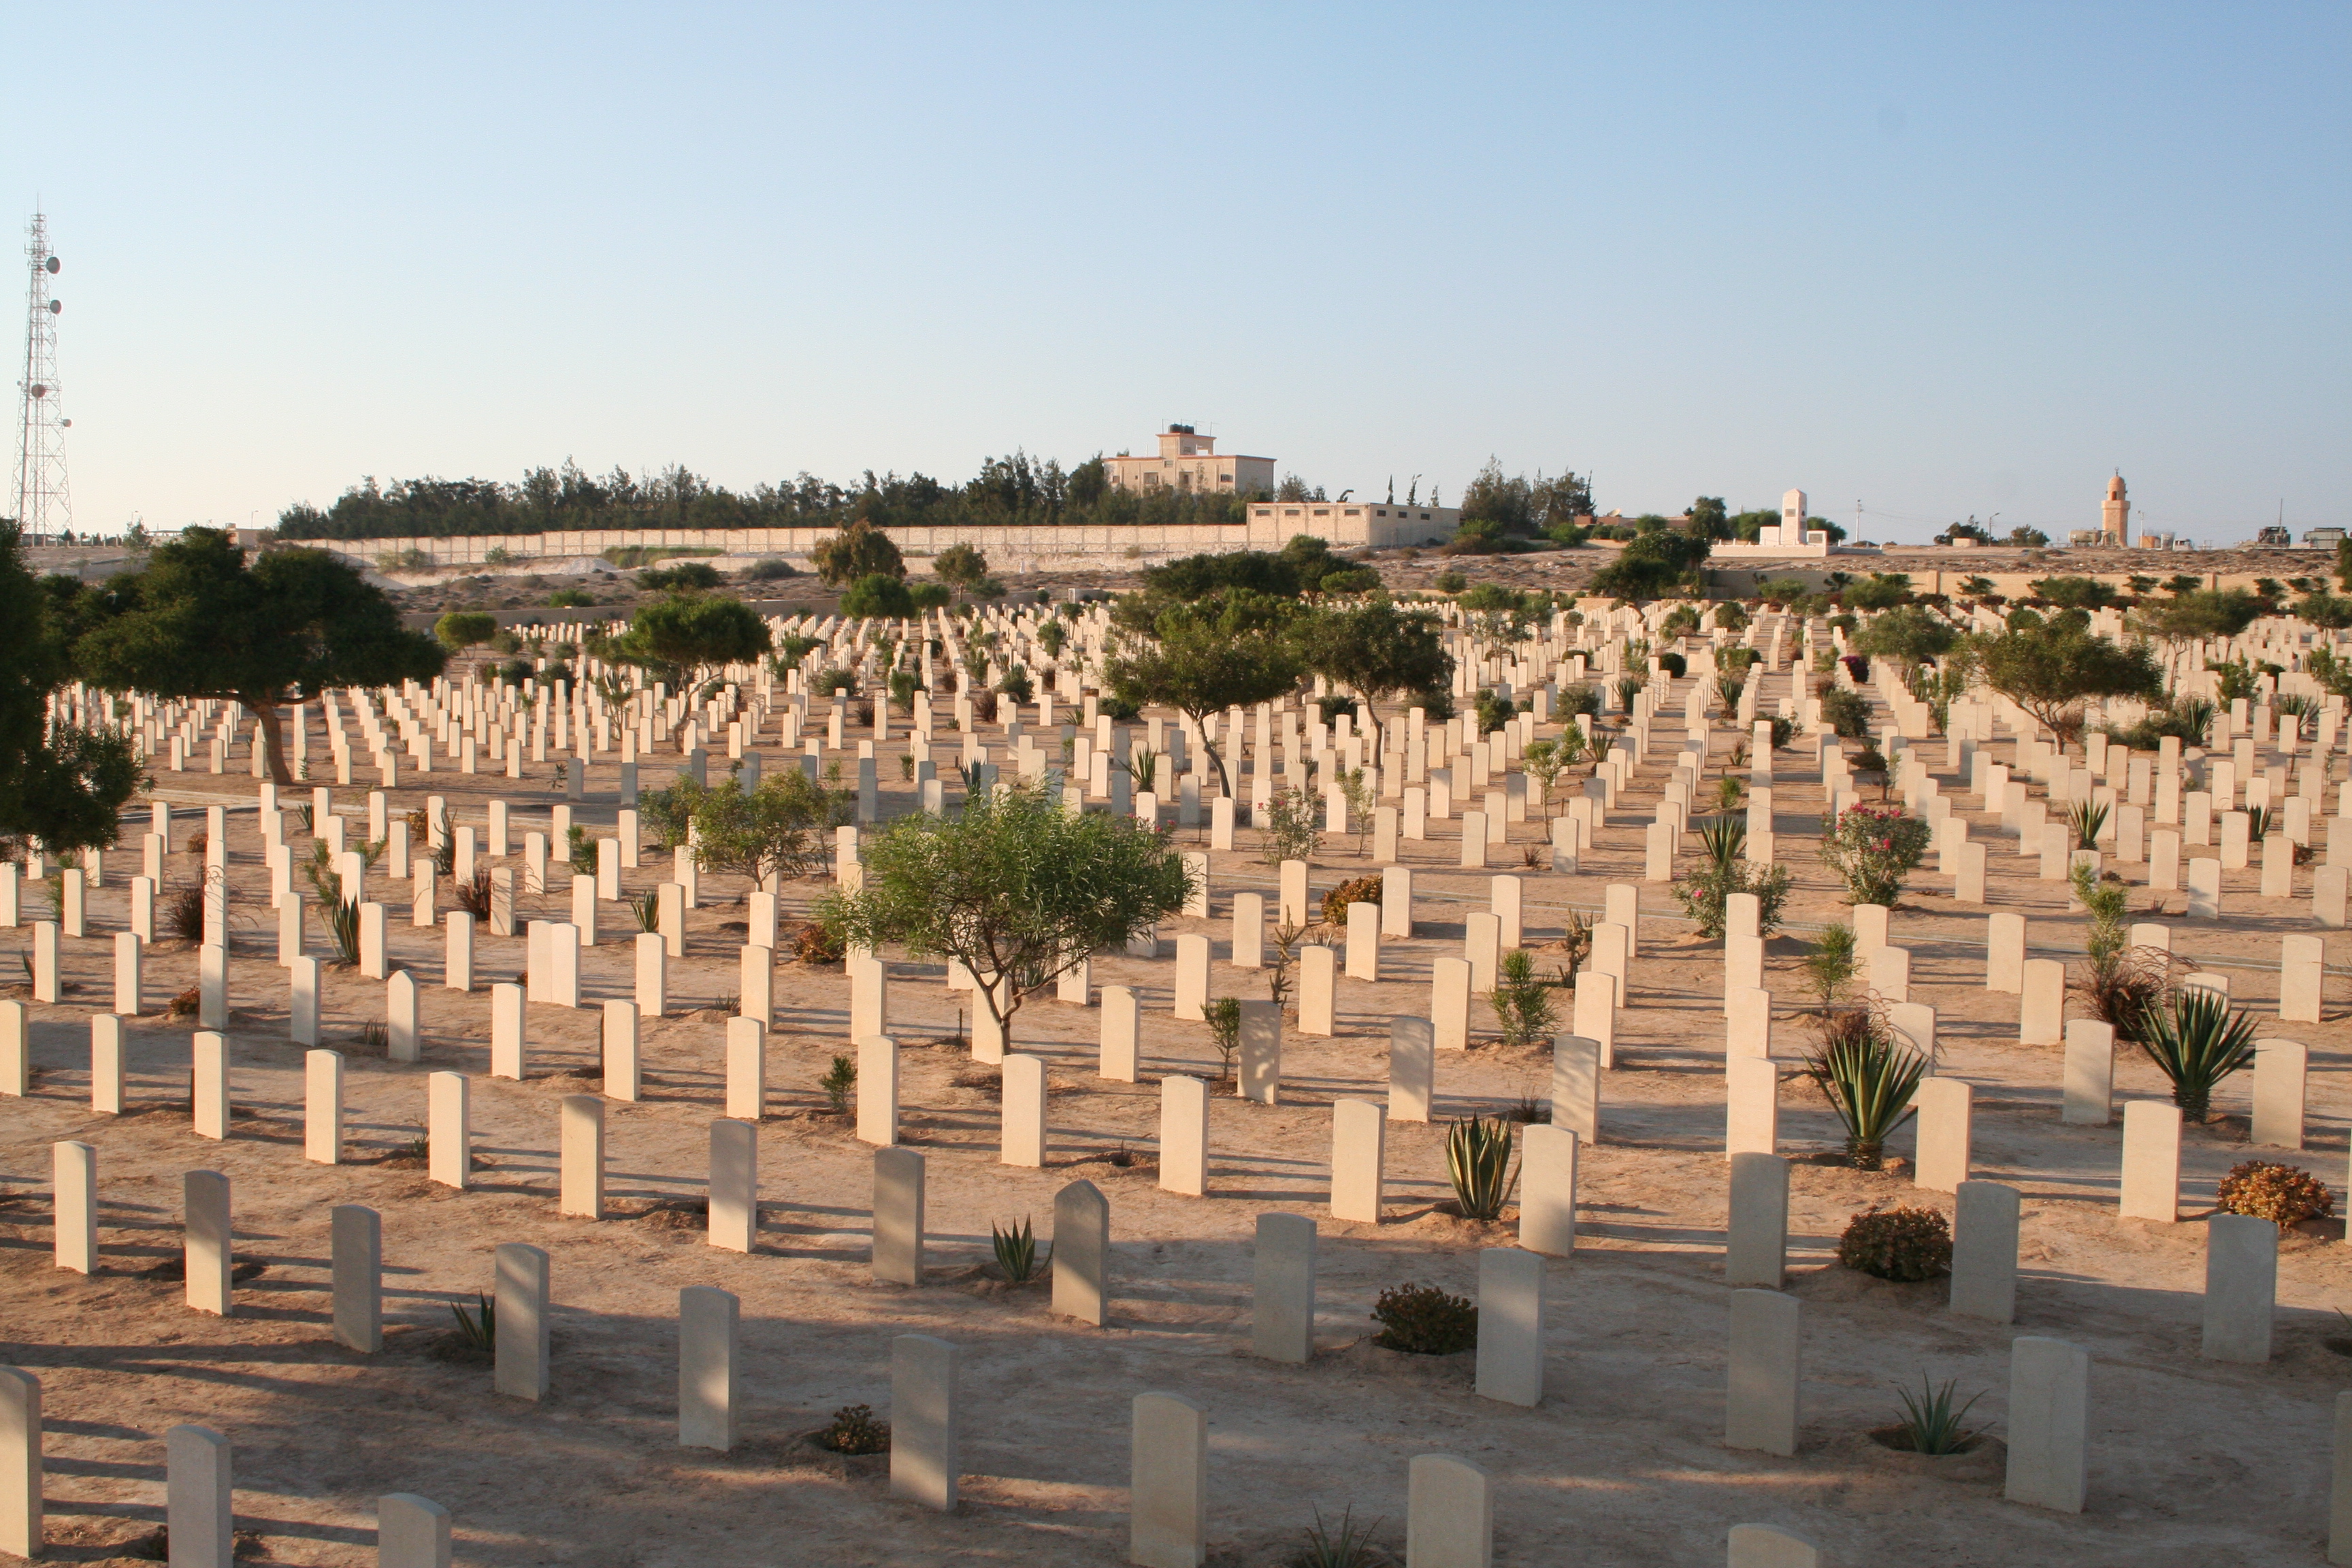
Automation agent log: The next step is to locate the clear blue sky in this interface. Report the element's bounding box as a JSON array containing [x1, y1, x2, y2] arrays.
[[9, 3, 2347, 545]]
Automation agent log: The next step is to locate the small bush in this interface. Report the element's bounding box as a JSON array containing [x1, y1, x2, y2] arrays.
[[792, 919, 845, 966], [1371, 1281, 1477, 1355], [818, 1403, 890, 1455], [742, 557, 798, 581], [165, 882, 207, 942], [821, 1054, 856, 1115], [1838, 1205, 1953, 1282], [2215, 1160, 2334, 1226], [1319, 872, 1382, 928]]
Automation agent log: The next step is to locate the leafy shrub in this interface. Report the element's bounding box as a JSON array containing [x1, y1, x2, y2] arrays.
[[1488, 949, 1558, 1049], [821, 1055, 856, 1115], [1371, 1281, 1477, 1355], [1818, 687, 1872, 738], [792, 919, 845, 966], [1838, 1205, 1952, 1282], [1819, 804, 1932, 906], [742, 557, 798, 581], [1320, 872, 1383, 928], [546, 589, 595, 608], [2215, 1160, 2333, 1226], [637, 560, 723, 591], [1433, 570, 1467, 593], [818, 1403, 890, 1455], [1205, 997, 1243, 1082]]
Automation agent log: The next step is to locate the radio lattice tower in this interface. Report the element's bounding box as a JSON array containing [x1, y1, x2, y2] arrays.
[[12, 211, 69, 536]]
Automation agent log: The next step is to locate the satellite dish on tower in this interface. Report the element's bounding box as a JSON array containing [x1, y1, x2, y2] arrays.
[[48, 300, 60, 314], [44, 256, 59, 274]]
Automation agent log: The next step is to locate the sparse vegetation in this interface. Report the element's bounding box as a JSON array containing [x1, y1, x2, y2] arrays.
[[1838, 1205, 1952, 1281], [1370, 1281, 1477, 1355]]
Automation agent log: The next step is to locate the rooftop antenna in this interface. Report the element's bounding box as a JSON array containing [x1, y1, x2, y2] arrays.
[[12, 211, 69, 537]]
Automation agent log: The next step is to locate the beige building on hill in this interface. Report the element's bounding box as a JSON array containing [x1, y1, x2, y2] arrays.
[[1105, 425, 1276, 495]]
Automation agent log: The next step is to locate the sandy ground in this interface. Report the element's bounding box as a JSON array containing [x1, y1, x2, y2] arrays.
[[5, 658, 2352, 1567]]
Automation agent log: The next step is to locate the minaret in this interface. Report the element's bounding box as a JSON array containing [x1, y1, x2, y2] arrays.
[[2103, 474, 2129, 544]]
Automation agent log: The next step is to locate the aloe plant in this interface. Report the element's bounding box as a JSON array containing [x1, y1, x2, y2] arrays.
[[2068, 798, 2109, 851], [2140, 986, 2259, 1120], [2245, 804, 2276, 839], [1445, 1115, 1518, 1220]]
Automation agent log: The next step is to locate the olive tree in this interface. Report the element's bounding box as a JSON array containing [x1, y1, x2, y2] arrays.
[[1102, 591, 1300, 800], [74, 527, 445, 785], [1973, 625, 2163, 748], [0, 523, 141, 853], [821, 781, 1193, 1039], [643, 769, 852, 885], [1296, 598, 1453, 753]]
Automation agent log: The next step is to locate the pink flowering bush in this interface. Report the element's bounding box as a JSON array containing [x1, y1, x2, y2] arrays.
[[1820, 804, 1932, 905]]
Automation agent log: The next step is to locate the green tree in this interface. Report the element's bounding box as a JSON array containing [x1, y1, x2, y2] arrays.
[[2028, 575, 2119, 610], [1973, 625, 2163, 747], [1296, 598, 1452, 755], [812, 520, 904, 586], [932, 542, 989, 592], [1843, 573, 1912, 611], [599, 592, 772, 695], [1589, 527, 1710, 600], [1686, 497, 1730, 539], [821, 781, 1193, 1040], [433, 610, 498, 652], [2296, 590, 2352, 630], [1852, 606, 1957, 664], [1103, 593, 1301, 798], [840, 574, 916, 619], [0, 524, 142, 853], [2132, 589, 2263, 642], [660, 770, 852, 885], [74, 527, 444, 785]]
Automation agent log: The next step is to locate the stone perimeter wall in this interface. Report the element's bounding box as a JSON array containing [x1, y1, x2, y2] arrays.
[[306, 516, 1447, 572]]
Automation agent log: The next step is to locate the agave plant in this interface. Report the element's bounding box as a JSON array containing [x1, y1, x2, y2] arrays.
[[2245, 804, 2276, 839], [2274, 693, 2316, 739], [451, 1291, 495, 1350], [1445, 1115, 1519, 1221], [2140, 986, 2259, 1120], [1891, 1375, 1984, 1455], [1695, 813, 1748, 870], [991, 1216, 1049, 1282], [1614, 675, 1645, 717], [1714, 672, 1746, 710], [1805, 1009, 1928, 1169], [325, 896, 363, 968], [2067, 799, 2110, 851]]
